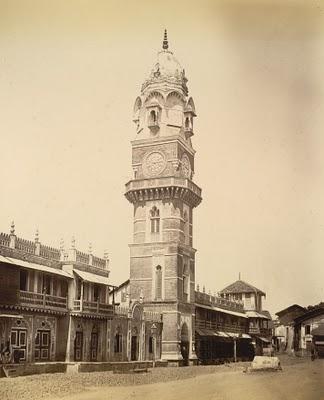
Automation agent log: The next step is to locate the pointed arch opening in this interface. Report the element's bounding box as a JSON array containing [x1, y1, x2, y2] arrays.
[[150, 206, 160, 234]]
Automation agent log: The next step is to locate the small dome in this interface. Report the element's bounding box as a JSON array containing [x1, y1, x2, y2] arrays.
[[141, 30, 188, 95], [155, 50, 183, 79]]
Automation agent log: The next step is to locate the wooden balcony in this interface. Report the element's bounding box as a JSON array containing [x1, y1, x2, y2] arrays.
[[19, 290, 67, 312], [196, 319, 246, 334], [73, 300, 114, 317]]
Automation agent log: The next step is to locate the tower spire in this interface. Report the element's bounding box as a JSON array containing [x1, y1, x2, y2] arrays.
[[162, 29, 168, 50]]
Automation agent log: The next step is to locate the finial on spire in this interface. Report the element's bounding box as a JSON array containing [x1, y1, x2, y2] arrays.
[[10, 220, 15, 235], [71, 236, 75, 249], [88, 242, 92, 255], [59, 238, 64, 251], [239, 272, 241, 280], [162, 29, 168, 50]]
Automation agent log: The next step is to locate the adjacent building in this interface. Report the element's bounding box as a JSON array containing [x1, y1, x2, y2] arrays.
[[219, 279, 272, 355], [0, 224, 162, 365]]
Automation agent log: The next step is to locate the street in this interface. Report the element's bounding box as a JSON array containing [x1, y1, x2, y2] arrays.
[[1, 356, 324, 400]]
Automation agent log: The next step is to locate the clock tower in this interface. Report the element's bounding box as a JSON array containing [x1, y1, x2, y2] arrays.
[[125, 31, 202, 364]]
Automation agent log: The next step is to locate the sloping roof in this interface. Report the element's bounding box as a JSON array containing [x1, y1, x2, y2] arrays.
[[311, 324, 324, 336], [260, 310, 272, 320], [294, 306, 324, 324], [3, 256, 72, 279], [219, 280, 266, 296], [195, 303, 248, 319], [246, 310, 270, 319], [275, 304, 306, 317], [74, 269, 109, 285]]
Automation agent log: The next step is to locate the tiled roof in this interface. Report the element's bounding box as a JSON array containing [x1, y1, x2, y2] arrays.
[[312, 324, 324, 336], [275, 304, 306, 317], [220, 280, 266, 296]]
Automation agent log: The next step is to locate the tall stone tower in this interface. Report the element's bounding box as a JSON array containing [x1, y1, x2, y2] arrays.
[[125, 31, 202, 364]]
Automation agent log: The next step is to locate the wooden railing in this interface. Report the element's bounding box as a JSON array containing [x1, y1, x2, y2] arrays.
[[20, 290, 67, 311], [196, 319, 246, 334], [73, 299, 114, 317]]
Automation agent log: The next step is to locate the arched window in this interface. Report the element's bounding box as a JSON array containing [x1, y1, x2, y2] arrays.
[[114, 327, 122, 353], [185, 117, 190, 129], [150, 206, 160, 234], [155, 265, 162, 300], [150, 110, 157, 123]]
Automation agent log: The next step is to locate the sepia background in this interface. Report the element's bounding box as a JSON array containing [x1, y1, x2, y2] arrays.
[[0, 0, 324, 315]]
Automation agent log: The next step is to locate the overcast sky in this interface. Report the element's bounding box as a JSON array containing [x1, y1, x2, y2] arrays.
[[1, 0, 324, 314]]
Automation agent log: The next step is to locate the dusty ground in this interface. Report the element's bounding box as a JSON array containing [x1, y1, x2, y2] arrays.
[[1, 355, 323, 400]]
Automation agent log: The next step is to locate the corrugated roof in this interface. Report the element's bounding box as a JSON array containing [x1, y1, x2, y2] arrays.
[[219, 280, 266, 296]]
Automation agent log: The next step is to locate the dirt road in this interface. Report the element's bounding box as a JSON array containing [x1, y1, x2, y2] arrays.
[[1, 357, 323, 400], [52, 359, 324, 400]]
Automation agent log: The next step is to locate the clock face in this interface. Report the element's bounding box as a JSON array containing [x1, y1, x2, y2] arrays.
[[181, 154, 191, 178], [143, 151, 166, 177]]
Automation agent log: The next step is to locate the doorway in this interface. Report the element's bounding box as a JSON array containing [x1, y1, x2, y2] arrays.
[[11, 329, 27, 363], [131, 335, 138, 361], [35, 330, 50, 361], [90, 329, 98, 361], [180, 323, 189, 366], [74, 331, 83, 361]]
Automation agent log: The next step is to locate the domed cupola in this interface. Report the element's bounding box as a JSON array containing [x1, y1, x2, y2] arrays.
[[141, 30, 188, 96]]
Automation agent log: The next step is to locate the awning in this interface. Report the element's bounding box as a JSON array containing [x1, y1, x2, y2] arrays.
[[0, 255, 12, 264], [241, 333, 252, 339], [226, 332, 240, 338], [195, 303, 248, 319], [258, 337, 271, 343], [246, 311, 270, 319], [195, 328, 215, 337], [215, 331, 229, 338], [4, 257, 72, 279], [74, 269, 109, 285], [196, 329, 230, 338]]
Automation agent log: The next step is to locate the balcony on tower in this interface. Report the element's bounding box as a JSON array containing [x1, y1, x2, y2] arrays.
[[125, 176, 202, 208]]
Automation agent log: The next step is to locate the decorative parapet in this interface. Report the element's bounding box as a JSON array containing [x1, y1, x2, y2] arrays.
[[195, 290, 244, 312], [0, 226, 109, 271], [39, 244, 61, 261], [76, 250, 90, 265], [92, 255, 106, 269], [15, 237, 36, 254], [0, 233, 10, 247]]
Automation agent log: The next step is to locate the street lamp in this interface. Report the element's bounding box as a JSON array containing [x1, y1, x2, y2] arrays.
[[150, 323, 157, 368]]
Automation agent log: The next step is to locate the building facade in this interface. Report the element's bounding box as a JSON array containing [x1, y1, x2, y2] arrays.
[[0, 224, 162, 366], [219, 279, 272, 355]]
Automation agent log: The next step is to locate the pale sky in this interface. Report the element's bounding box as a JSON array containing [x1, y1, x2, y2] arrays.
[[1, 0, 324, 315]]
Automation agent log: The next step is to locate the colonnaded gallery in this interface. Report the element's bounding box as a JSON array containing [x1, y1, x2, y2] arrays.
[[0, 32, 272, 374]]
